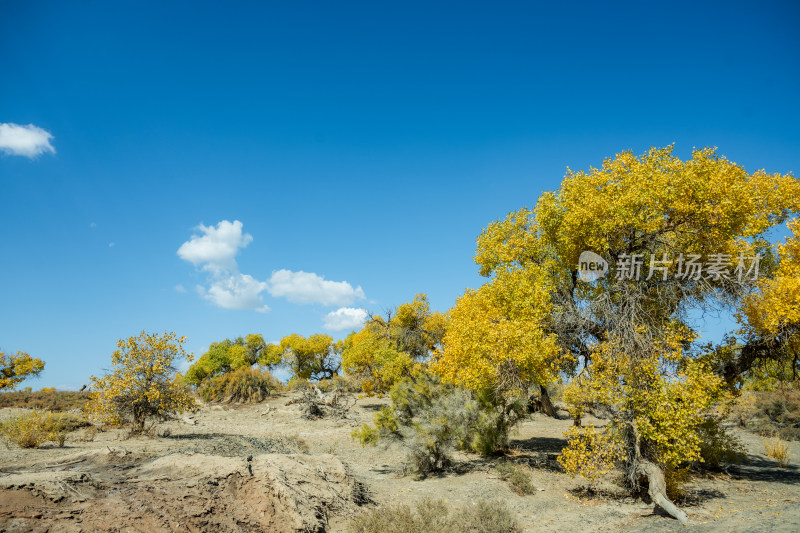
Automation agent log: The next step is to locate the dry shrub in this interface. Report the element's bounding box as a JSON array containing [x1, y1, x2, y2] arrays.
[[286, 433, 310, 453], [730, 390, 759, 427], [199, 367, 283, 403], [0, 390, 91, 411], [763, 436, 791, 467], [0, 410, 89, 448], [297, 382, 356, 420], [316, 375, 361, 393], [287, 376, 311, 391], [348, 498, 519, 533], [353, 374, 527, 476], [495, 462, 535, 495], [75, 425, 99, 442], [733, 390, 800, 441]]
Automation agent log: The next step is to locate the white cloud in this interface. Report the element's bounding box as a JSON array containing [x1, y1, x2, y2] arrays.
[[323, 307, 369, 331], [0, 123, 55, 157], [268, 269, 366, 306], [177, 220, 252, 273], [174, 284, 187, 293], [178, 220, 366, 314], [203, 273, 270, 312]]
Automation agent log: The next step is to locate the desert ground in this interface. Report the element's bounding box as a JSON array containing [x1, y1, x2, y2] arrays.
[[1, 391, 798, 532]]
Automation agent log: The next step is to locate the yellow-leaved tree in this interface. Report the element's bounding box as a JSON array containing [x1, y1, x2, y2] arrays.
[[438, 146, 800, 523], [85, 331, 197, 434], [342, 294, 446, 392], [184, 334, 279, 386], [0, 350, 45, 391], [274, 333, 341, 381], [734, 217, 800, 387], [432, 264, 562, 408]]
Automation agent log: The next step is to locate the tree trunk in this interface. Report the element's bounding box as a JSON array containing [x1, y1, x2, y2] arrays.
[[539, 385, 556, 417], [635, 460, 688, 525], [623, 420, 688, 525], [529, 385, 557, 417]]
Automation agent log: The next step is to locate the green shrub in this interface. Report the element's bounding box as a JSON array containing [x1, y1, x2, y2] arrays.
[[464, 388, 527, 456], [697, 417, 746, 469], [0, 410, 89, 448], [495, 462, 535, 495], [352, 423, 380, 447], [348, 498, 520, 533], [199, 367, 283, 403], [354, 373, 527, 475]]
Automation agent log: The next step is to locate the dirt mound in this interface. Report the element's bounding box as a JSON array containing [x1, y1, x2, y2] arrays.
[[0, 448, 369, 532]]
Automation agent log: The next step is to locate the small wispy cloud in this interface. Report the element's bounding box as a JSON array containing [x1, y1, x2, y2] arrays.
[[268, 269, 365, 306], [323, 307, 369, 331], [0, 123, 55, 158], [174, 284, 187, 293]]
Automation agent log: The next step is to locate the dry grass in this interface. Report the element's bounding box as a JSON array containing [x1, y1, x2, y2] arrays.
[[0, 390, 90, 411], [763, 436, 791, 467], [348, 498, 520, 533], [286, 433, 310, 453], [495, 461, 535, 495], [316, 375, 362, 393], [0, 410, 90, 448]]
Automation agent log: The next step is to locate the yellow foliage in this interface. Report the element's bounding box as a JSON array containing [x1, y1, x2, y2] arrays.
[[738, 218, 800, 383], [0, 409, 86, 448], [185, 334, 277, 386], [342, 294, 444, 393], [446, 146, 800, 490], [433, 265, 562, 393], [565, 330, 728, 472], [558, 425, 624, 483], [277, 333, 339, 380], [84, 331, 197, 433], [0, 350, 45, 391]]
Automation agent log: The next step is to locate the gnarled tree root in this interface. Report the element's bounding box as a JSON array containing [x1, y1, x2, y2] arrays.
[[636, 461, 688, 525]]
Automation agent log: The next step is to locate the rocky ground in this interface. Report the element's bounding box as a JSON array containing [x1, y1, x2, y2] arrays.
[[1, 393, 798, 532]]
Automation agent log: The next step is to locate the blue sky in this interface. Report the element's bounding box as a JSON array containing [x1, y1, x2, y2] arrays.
[[1, 1, 799, 389]]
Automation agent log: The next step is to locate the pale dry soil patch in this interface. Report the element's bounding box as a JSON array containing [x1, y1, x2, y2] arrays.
[[1, 394, 798, 532]]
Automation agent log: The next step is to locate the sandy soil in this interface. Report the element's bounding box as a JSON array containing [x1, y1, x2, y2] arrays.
[[1, 393, 798, 532]]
